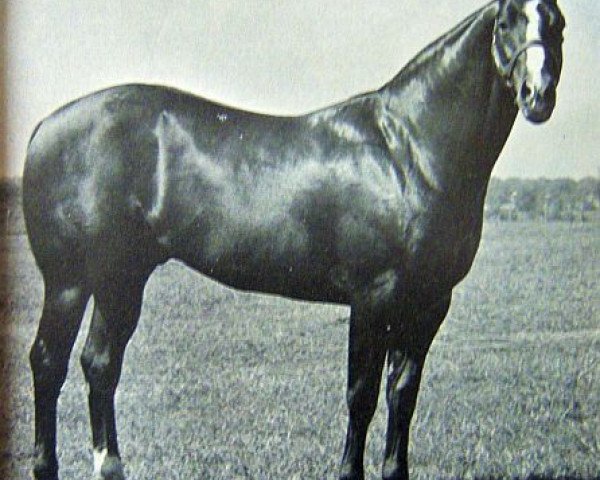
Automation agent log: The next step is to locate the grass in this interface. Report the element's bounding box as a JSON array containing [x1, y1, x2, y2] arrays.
[[0, 221, 598, 479]]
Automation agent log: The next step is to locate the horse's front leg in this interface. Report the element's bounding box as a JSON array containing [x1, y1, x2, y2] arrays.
[[339, 304, 388, 480], [382, 295, 451, 480]]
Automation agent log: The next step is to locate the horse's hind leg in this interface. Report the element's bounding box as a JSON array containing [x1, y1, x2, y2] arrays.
[[80, 275, 146, 480], [30, 280, 90, 480]]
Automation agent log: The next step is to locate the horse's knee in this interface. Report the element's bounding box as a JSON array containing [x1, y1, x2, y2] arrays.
[[347, 377, 381, 426], [386, 353, 422, 408]]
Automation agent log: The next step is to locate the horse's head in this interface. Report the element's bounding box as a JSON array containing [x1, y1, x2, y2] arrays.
[[493, 0, 565, 123]]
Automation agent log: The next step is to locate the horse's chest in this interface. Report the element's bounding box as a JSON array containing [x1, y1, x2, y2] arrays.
[[402, 199, 484, 291]]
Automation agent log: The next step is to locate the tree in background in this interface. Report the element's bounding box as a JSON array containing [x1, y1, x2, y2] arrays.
[[485, 177, 599, 221]]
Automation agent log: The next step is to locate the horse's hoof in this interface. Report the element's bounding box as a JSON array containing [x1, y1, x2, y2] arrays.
[[33, 470, 59, 480], [339, 474, 364, 480], [97, 455, 126, 480]]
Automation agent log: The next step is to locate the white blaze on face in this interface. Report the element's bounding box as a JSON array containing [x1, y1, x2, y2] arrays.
[[524, 0, 546, 88]]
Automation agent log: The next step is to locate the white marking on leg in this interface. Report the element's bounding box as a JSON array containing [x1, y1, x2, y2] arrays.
[[93, 448, 108, 476]]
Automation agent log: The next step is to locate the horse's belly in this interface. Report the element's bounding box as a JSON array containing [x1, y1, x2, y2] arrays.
[[170, 208, 342, 299]]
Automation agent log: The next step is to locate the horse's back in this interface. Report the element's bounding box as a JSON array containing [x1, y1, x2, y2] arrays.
[[21, 84, 313, 280]]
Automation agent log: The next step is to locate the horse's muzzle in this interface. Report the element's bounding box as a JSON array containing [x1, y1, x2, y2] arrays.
[[518, 76, 557, 124]]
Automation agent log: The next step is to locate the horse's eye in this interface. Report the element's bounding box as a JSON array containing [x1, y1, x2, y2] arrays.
[[498, 21, 509, 31]]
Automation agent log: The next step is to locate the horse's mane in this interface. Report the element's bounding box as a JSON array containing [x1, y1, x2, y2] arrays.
[[382, 1, 498, 91]]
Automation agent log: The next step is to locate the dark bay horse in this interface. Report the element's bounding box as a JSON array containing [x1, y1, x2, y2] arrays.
[[23, 1, 565, 479]]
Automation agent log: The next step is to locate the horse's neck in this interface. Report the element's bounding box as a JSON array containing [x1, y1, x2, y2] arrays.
[[381, 3, 517, 194]]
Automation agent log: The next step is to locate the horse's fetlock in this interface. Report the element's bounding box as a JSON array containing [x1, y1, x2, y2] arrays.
[[338, 466, 364, 480], [382, 458, 408, 480]]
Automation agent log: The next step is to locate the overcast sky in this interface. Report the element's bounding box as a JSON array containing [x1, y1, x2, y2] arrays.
[[4, 0, 599, 178]]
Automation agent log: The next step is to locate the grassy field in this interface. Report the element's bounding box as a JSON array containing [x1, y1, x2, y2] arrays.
[[0, 221, 598, 479]]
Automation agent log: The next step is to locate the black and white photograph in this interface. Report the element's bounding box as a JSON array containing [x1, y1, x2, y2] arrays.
[[1, 1, 598, 479]]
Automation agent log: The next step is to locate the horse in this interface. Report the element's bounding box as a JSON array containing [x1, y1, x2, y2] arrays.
[[23, 1, 565, 479]]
